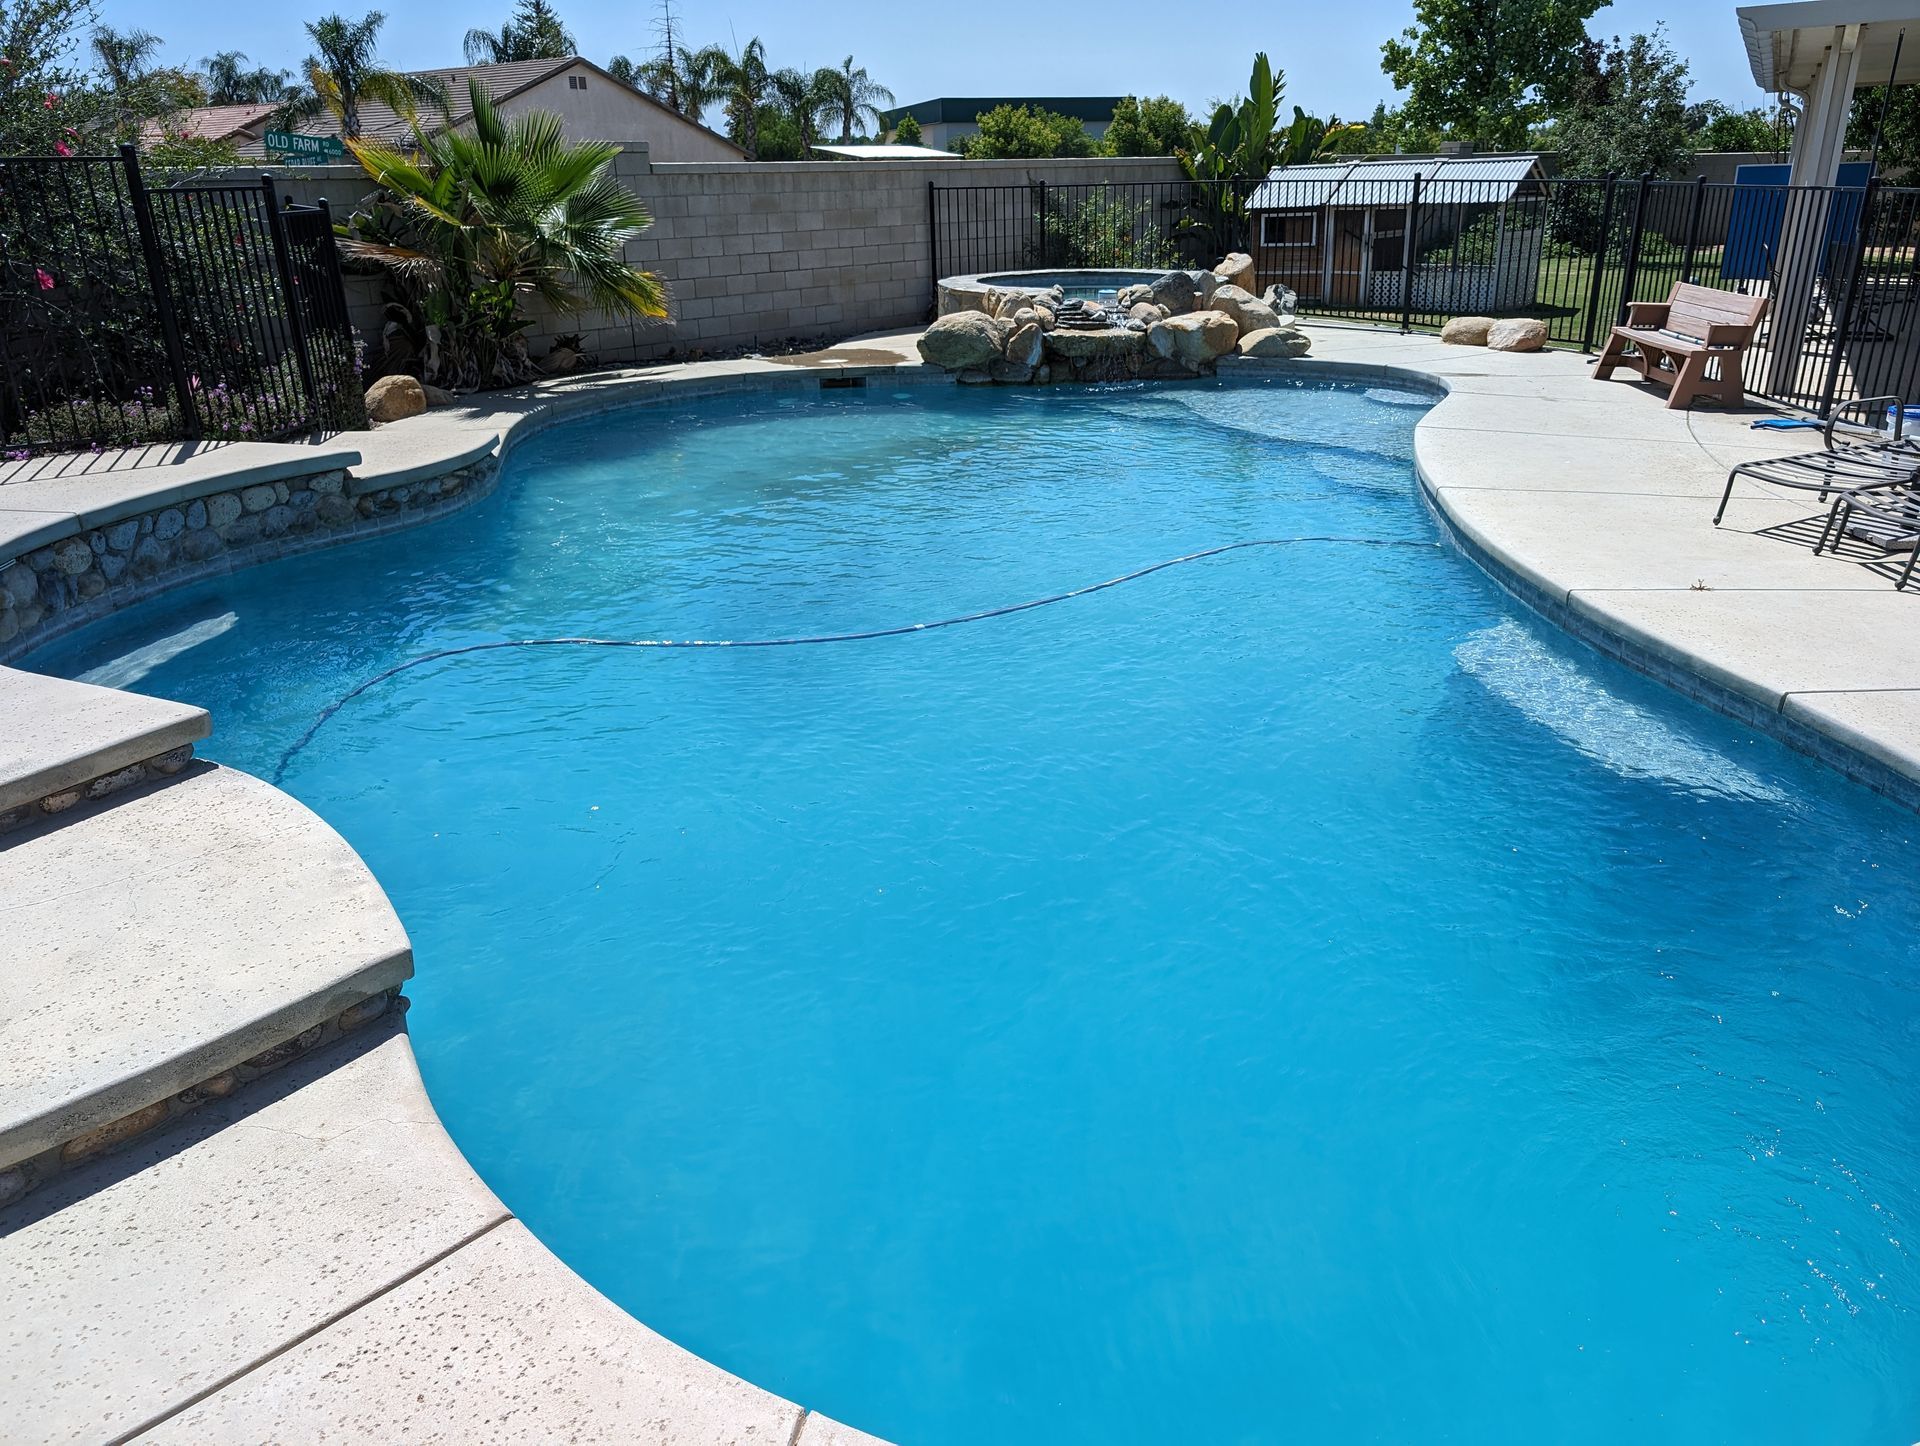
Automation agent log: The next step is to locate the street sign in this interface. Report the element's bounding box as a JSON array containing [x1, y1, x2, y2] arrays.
[[263, 130, 345, 164]]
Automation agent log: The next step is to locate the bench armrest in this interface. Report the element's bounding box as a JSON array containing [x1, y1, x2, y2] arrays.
[[1826, 394, 1906, 449], [1625, 301, 1670, 327], [1700, 322, 1757, 348]]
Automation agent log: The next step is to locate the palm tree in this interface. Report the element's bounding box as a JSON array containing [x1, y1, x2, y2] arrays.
[[464, 0, 574, 65], [770, 66, 828, 156], [90, 26, 161, 91], [713, 37, 769, 159], [279, 12, 444, 140], [815, 55, 892, 143], [203, 50, 294, 104], [341, 75, 666, 387]]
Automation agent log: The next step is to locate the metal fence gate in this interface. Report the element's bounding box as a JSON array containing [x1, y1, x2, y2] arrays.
[[928, 173, 1920, 417], [1, 144, 365, 458]]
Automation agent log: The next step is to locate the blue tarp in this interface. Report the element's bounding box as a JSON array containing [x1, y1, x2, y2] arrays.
[[1721, 162, 1872, 282]]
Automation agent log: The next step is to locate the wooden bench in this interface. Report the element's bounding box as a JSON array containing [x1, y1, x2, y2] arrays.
[[1591, 282, 1770, 410]]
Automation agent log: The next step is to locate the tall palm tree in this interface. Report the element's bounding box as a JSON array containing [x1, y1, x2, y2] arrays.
[[714, 37, 769, 159], [90, 26, 161, 91], [202, 50, 294, 104], [616, 41, 727, 127], [815, 55, 892, 143], [770, 66, 828, 156], [279, 12, 444, 140], [341, 76, 666, 387]]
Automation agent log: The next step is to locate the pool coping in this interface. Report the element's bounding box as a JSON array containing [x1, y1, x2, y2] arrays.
[[4, 326, 1917, 1439]]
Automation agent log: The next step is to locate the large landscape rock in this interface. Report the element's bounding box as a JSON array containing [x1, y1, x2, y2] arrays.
[[919, 311, 1009, 369], [1440, 315, 1494, 346], [1261, 282, 1297, 319], [1194, 269, 1220, 306], [364, 374, 426, 423], [1005, 321, 1045, 369], [1212, 252, 1256, 292], [1148, 271, 1197, 316], [1236, 326, 1312, 359], [1147, 310, 1239, 370], [1487, 317, 1548, 352], [1209, 283, 1284, 337]]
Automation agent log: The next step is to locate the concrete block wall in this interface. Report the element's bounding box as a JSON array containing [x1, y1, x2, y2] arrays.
[[236, 152, 1188, 364]]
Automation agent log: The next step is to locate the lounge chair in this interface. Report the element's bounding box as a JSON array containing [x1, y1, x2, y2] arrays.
[[1715, 394, 1920, 526], [1814, 480, 1920, 589]]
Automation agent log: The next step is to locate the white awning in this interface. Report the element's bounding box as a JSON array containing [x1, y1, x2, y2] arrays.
[[1737, 1, 1920, 91], [811, 143, 961, 160]]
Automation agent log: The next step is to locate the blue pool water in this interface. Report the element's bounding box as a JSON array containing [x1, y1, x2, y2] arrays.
[[26, 378, 1920, 1444], [978, 268, 1164, 302]]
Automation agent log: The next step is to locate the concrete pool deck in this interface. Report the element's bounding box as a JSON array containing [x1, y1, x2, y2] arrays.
[[2, 323, 1916, 1442]]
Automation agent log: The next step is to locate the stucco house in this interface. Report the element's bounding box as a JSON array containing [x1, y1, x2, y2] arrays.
[[151, 57, 743, 161]]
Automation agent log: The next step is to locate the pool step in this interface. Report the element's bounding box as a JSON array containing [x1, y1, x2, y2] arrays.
[[0, 761, 412, 1191], [0, 1019, 880, 1445], [0, 665, 210, 830]]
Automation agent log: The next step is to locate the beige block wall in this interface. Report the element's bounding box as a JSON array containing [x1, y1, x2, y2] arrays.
[[246, 153, 1189, 366]]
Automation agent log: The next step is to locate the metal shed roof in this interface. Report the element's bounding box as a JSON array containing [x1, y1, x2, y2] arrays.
[[1250, 153, 1543, 209]]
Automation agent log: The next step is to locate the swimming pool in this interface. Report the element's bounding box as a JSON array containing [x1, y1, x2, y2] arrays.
[[968, 267, 1165, 303], [26, 377, 1920, 1444]]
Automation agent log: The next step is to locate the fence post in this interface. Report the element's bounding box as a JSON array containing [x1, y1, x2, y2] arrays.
[[120, 144, 200, 439], [261, 175, 317, 412], [1679, 174, 1708, 286], [1818, 175, 1881, 419], [1578, 173, 1620, 354], [925, 180, 940, 314], [1615, 170, 1654, 327], [1399, 172, 1423, 333]]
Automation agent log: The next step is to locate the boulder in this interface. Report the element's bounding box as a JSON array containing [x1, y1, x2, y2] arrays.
[[1005, 321, 1045, 369], [1237, 326, 1313, 359], [1210, 283, 1284, 337], [1148, 270, 1197, 316], [364, 374, 426, 423], [988, 357, 1034, 383], [1128, 301, 1163, 326], [1147, 310, 1239, 370], [421, 383, 459, 407], [1440, 315, 1494, 346], [1212, 252, 1256, 292], [918, 311, 1009, 370], [1261, 282, 1298, 320], [1116, 283, 1153, 308], [1193, 269, 1219, 306], [1033, 303, 1056, 330], [1487, 317, 1548, 352], [996, 291, 1035, 320]]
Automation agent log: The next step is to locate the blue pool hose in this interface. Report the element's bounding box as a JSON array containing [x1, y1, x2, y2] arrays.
[[270, 535, 1438, 783]]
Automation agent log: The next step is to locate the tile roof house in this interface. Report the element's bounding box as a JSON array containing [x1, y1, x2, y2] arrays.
[[150, 57, 744, 163]]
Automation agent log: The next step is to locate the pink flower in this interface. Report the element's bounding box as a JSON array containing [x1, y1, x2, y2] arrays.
[[53, 140, 70, 157], [34, 268, 53, 291], [42, 91, 58, 110]]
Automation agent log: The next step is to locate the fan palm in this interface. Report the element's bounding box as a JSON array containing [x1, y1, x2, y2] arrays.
[[202, 50, 294, 104], [340, 76, 667, 388], [770, 66, 830, 155], [278, 11, 444, 139], [713, 37, 769, 158], [815, 55, 892, 143]]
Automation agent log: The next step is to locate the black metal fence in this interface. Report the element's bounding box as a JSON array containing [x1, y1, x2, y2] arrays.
[[929, 172, 1920, 416], [0, 145, 365, 458]]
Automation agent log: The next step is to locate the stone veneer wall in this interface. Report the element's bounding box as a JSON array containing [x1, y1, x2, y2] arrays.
[[0, 456, 499, 660], [254, 154, 1187, 364]]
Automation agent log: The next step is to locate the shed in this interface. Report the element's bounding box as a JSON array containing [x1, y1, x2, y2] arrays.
[[1248, 153, 1547, 313]]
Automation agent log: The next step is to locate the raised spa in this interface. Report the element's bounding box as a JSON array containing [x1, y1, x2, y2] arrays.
[[27, 377, 1920, 1445]]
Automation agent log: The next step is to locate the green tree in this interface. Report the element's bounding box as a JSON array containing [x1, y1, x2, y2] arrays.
[[0, 0, 96, 153], [202, 50, 294, 103], [1552, 29, 1693, 181], [768, 65, 827, 155], [1381, 0, 1607, 150], [463, 0, 573, 66], [1103, 94, 1192, 156], [1689, 100, 1781, 153], [1342, 100, 1442, 154], [959, 103, 1094, 159], [341, 74, 666, 388], [892, 110, 921, 145], [748, 101, 803, 160], [280, 11, 444, 139], [710, 36, 769, 158], [1847, 85, 1920, 174], [814, 54, 891, 142]]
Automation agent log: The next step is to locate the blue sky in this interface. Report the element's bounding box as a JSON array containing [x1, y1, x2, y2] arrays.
[[103, 0, 1768, 119]]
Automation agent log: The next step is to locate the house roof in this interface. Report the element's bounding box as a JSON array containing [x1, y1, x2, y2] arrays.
[[811, 143, 961, 160], [1250, 153, 1545, 209], [138, 102, 277, 148], [296, 56, 745, 155], [881, 96, 1123, 127]]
